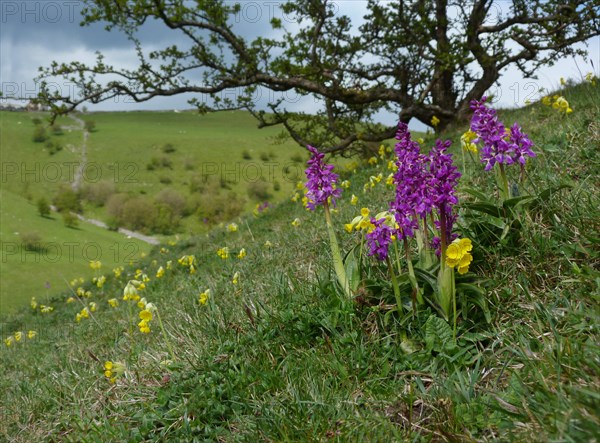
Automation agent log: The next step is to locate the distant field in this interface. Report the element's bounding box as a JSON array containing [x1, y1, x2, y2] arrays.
[[0, 189, 151, 314]]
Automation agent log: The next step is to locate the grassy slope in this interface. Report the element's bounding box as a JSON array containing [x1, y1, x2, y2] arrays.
[[0, 189, 151, 313], [0, 82, 598, 441]]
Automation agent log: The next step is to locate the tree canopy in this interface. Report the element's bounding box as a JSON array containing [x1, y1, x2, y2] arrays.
[[37, 0, 600, 154]]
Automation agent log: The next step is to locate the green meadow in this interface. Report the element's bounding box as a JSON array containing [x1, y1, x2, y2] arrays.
[[0, 82, 598, 441]]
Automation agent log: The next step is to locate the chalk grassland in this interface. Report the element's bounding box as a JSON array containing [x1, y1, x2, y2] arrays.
[[0, 189, 151, 314], [0, 82, 598, 441]]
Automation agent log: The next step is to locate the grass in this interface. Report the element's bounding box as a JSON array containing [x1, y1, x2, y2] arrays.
[[0, 189, 151, 314], [0, 81, 598, 441]]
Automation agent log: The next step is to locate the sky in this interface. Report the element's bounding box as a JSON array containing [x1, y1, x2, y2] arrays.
[[1, 0, 598, 131]]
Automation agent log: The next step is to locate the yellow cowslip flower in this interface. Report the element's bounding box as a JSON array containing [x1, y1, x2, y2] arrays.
[[108, 298, 119, 308], [368, 156, 378, 165], [542, 96, 551, 106], [585, 72, 597, 86], [137, 298, 147, 309], [360, 207, 370, 218], [461, 130, 478, 153], [89, 302, 97, 313], [199, 289, 210, 305], [238, 248, 247, 259], [232, 272, 240, 285], [140, 252, 146, 258], [76, 307, 89, 322], [166, 260, 172, 270], [113, 266, 123, 278], [291, 192, 299, 202], [386, 174, 395, 186], [138, 320, 151, 334], [156, 266, 165, 278], [344, 223, 354, 233], [76, 287, 85, 296], [66, 297, 75, 303], [95, 275, 106, 288], [350, 194, 358, 205], [14, 331, 22, 342], [217, 247, 230, 259], [139, 309, 153, 322], [560, 77, 566, 86], [301, 195, 311, 208], [89, 260, 102, 271], [85, 291, 92, 297], [445, 238, 474, 273], [30, 297, 37, 310], [264, 240, 273, 248], [123, 281, 140, 301], [27, 331, 36, 339], [40, 305, 54, 313], [141, 274, 150, 283], [104, 361, 125, 383], [160, 247, 169, 254], [387, 160, 398, 172], [296, 181, 305, 190], [4, 336, 14, 347], [431, 116, 440, 127], [190, 264, 196, 274], [291, 218, 300, 227], [134, 269, 143, 279], [416, 138, 424, 144], [227, 223, 238, 232]]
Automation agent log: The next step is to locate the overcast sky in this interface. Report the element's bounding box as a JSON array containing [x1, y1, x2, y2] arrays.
[[1, 1, 598, 130]]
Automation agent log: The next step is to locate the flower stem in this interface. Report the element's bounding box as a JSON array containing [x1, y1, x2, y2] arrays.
[[403, 238, 422, 311], [497, 163, 510, 200], [324, 202, 351, 298], [156, 309, 176, 361], [386, 255, 402, 314]]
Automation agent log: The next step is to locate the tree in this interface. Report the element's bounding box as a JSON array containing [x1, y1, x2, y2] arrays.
[[37, 0, 599, 155], [37, 197, 51, 218]]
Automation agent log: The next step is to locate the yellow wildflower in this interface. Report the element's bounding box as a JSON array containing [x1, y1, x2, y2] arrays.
[[156, 266, 165, 278], [14, 331, 22, 342], [30, 297, 37, 310], [108, 298, 119, 308], [232, 272, 240, 285], [291, 218, 300, 227], [89, 260, 102, 271], [227, 223, 238, 232], [199, 289, 210, 305], [217, 247, 230, 259], [238, 248, 247, 259], [431, 116, 440, 127], [460, 130, 478, 153], [27, 331, 37, 339], [350, 194, 358, 205], [360, 207, 370, 218]]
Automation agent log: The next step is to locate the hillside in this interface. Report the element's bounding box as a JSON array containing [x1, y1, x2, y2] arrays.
[[0, 81, 598, 441]]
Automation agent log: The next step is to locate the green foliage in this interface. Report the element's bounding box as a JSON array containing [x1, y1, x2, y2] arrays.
[[32, 126, 47, 143], [52, 185, 82, 213], [61, 211, 79, 228], [84, 120, 96, 132], [82, 180, 116, 207], [19, 231, 44, 251], [36, 197, 51, 217]]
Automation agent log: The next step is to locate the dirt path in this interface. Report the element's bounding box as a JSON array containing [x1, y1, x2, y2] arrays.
[[49, 205, 160, 245]]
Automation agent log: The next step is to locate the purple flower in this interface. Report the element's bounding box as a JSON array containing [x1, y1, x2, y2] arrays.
[[428, 139, 461, 254], [304, 145, 342, 210], [366, 218, 394, 261], [470, 97, 535, 170], [390, 123, 429, 239]]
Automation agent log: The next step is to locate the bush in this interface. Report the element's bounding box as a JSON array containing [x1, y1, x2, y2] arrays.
[[162, 143, 176, 154], [32, 126, 48, 143], [247, 180, 272, 201], [106, 193, 181, 234], [147, 156, 173, 171], [259, 152, 270, 162], [196, 191, 245, 225], [45, 141, 63, 155], [51, 125, 63, 135], [82, 180, 116, 207], [53, 186, 82, 213], [273, 181, 281, 192], [242, 149, 252, 160], [31, 117, 43, 125], [20, 231, 44, 251], [159, 176, 172, 184], [61, 211, 79, 228], [84, 120, 96, 132], [155, 188, 187, 218], [37, 197, 51, 217]]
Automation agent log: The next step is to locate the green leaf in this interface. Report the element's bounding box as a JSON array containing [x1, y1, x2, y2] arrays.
[[457, 283, 491, 323], [343, 246, 361, 292], [462, 186, 490, 202], [424, 315, 455, 353], [463, 202, 504, 218]]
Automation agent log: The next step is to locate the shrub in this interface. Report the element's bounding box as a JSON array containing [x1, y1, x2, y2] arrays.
[[31, 117, 43, 125], [32, 126, 48, 143], [45, 141, 63, 155], [247, 180, 272, 201], [37, 197, 51, 217], [162, 143, 176, 153], [196, 191, 245, 225], [159, 176, 172, 184], [20, 231, 44, 251], [82, 180, 116, 207], [61, 211, 79, 228], [242, 149, 252, 160], [53, 186, 82, 213], [259, 152, 270, 162], [51, 125, 63, 135], [147, 156, 173, 170], [273, 181, 281, 192], [84, 120, 96, 132], [155, 188, 187, 218]]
